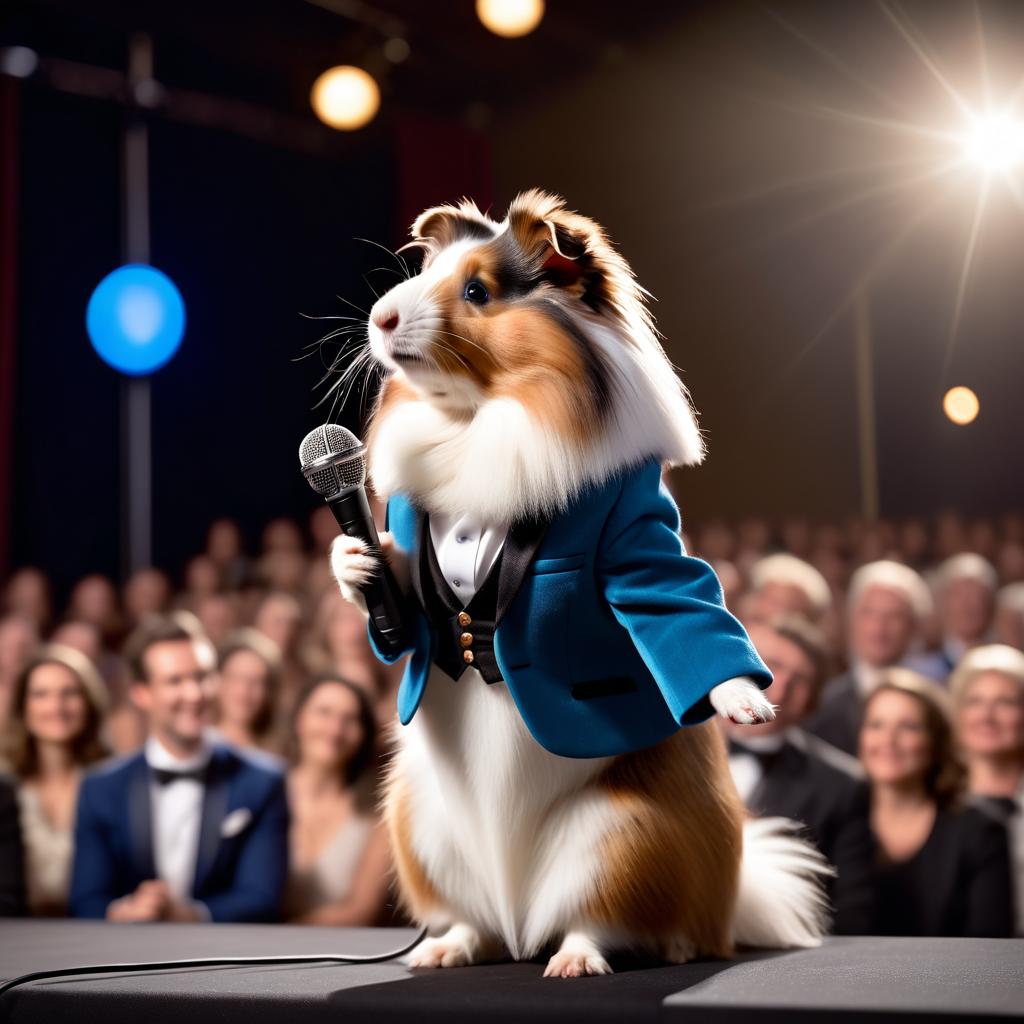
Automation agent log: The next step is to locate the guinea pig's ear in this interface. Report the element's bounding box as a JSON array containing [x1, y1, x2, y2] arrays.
[[400, 198, 493, 262], [507, 189, 605, 305]]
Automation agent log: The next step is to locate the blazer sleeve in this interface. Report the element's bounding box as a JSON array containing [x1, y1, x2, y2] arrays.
[[827, 780, 877, 936], [200, 772, 289, 923], [0, 779, 26, 916], [69, 774, 122, 919], [961, 810, 1015, 938], [596, 461, 772, 726]]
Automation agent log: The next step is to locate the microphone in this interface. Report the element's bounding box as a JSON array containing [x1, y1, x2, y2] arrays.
[[299, 424, 406, 656]]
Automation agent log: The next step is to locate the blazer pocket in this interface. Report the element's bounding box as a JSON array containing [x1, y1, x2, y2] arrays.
[[220, 807, 253, 839], [532, 553, 585, 575], [571, 677, 639, 701]]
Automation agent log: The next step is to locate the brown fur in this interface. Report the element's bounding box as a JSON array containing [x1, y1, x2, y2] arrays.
[[381, 747, 445, 922], [586, 722, 744, 959]]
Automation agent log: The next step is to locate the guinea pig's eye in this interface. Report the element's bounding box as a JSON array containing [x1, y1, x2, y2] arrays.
[[463, 280, 490, 305]]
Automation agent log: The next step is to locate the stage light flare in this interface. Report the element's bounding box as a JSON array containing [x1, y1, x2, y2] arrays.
[[476, 0, 545, 38], [943, 386, 979, 425], [959, 112, 1024, 173], [310, 66, 380, 131]]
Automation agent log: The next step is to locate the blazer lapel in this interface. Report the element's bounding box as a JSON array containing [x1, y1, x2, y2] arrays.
[[409, 508, 427, 614], [127, 755, 156, 881], [496, 515, 550, 626], [192, 748, 232, 898]]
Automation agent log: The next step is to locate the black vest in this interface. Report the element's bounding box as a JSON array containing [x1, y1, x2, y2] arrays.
[[421, 517, 506, 684]]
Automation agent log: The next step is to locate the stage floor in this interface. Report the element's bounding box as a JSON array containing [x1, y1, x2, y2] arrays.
[[0, 921, 1021, 1023]]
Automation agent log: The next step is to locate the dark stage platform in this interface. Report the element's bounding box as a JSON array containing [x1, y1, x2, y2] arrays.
[[0, 921, 1021, 1023]]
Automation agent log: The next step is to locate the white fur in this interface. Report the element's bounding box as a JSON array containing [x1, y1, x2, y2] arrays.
[[731, 817, 834, 949], [394, 661, 618, 961], [709, 676, 776, 724]]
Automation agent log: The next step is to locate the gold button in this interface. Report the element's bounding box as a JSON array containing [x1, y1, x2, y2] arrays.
[[460, 632, 473, 648], [458, 611, 472, 627], [463, 650, 475, 664]]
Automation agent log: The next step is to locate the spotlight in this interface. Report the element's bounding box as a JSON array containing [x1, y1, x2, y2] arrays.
[[476, 0, 545, 38], [960, 113, 1024, 173], [943, 386, 980, 425], [0, 46, 39, 79], [310, 65, 380, 131]]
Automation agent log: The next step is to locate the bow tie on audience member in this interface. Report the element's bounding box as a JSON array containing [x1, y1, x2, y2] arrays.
[[151, 765, 208, 787], [726, 737, 783, 773]]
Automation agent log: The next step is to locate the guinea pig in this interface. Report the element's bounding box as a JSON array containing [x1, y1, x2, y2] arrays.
[[330, 188, 830, 976]]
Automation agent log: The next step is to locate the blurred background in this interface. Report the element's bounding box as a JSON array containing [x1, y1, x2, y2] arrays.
[[0, 0, 1022, 938]]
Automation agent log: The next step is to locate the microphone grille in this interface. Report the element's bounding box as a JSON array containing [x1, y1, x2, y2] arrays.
[[298, 424, 366, 497]]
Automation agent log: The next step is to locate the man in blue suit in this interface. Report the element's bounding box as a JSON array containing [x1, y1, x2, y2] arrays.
[[70, 617, 288, 922]]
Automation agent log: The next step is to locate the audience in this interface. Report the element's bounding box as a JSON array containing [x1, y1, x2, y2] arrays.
[[211, 628, 286, 768], [909, 554, 998, 682], [0, 774, 26, 915], [284, 674, 392, 925], [1, 644, 108, 915], [70, 616, 288, 922], [859, 669, 1013, 936], [806, 561, 932, 755], [742, 553, 832, 625], [949, 645, 1024, 935], [722, 615, 875, 934], [0, 614, 38, 732], [0, 501, 1021, 934]]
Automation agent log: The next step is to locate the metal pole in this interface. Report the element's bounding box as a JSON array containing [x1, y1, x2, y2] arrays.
[[121, 33, 152, 576], [854, 290, 879, 522]]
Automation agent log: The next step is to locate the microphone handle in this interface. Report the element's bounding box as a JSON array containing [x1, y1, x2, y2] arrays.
[[326, 487, 407, 656]]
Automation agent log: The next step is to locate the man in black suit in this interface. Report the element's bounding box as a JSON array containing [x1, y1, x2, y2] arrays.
[[805, 560, 932, 755], [722, 615, 875, 935], [0, 775, 26, 915]]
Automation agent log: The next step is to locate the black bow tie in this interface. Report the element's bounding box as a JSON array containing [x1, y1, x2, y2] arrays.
[[151, 765, 208, 786], [727, 737, 782, 771]]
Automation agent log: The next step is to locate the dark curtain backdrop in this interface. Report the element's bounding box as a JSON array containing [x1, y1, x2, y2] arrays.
[[11, 81, 397, 602]]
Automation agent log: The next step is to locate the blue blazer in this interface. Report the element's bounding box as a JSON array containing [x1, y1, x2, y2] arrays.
[[369, 458, 772, 758], [69, 744, 288, 922]]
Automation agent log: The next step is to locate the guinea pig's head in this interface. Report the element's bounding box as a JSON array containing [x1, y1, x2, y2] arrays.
[[365, 188, 704, 519]]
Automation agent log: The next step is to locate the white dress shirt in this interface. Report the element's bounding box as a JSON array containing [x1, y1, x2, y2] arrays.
[[144, 734, 213, 903], [726, 730, 787, 804], [428, 512, 507, 604]]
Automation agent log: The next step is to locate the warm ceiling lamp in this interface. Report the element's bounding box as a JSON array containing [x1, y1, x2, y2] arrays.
[[476, 0, 545, 38], [310, 65, 380, 131], [943, 386, 980, 425]]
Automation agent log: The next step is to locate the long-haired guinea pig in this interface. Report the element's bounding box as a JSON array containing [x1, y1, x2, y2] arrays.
[[329, 188, 830, 976]]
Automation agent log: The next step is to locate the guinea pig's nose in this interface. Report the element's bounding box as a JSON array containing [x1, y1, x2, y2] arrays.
[[373, 309, 400, 333]]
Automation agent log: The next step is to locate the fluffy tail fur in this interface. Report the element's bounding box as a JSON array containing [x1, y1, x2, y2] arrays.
[[731, 817, 834, 949]]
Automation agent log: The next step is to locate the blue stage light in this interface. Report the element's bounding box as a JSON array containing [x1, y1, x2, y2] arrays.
[[86, 264, 185, 376]]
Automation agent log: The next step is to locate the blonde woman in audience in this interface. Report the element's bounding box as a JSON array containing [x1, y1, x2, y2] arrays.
[[950, 644, 1024, 935], [211, 629, 286, 768], [1, 644, 108, 915], [285, 674, 392, 925], [860, 668, 1013, 937]]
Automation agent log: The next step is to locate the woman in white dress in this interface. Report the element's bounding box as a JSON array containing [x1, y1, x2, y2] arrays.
[[0, 644, 108, 915], [285, 674, 392, 924]]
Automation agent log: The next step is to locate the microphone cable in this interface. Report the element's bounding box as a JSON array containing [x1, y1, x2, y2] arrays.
[[0, 924, 429, 1001]]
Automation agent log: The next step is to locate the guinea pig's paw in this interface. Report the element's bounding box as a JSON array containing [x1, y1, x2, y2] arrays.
[[329, 534, 377, 599], [405, 925, 481, 969], [543, 932, 613, 979], [710, 677, 777, 725]]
